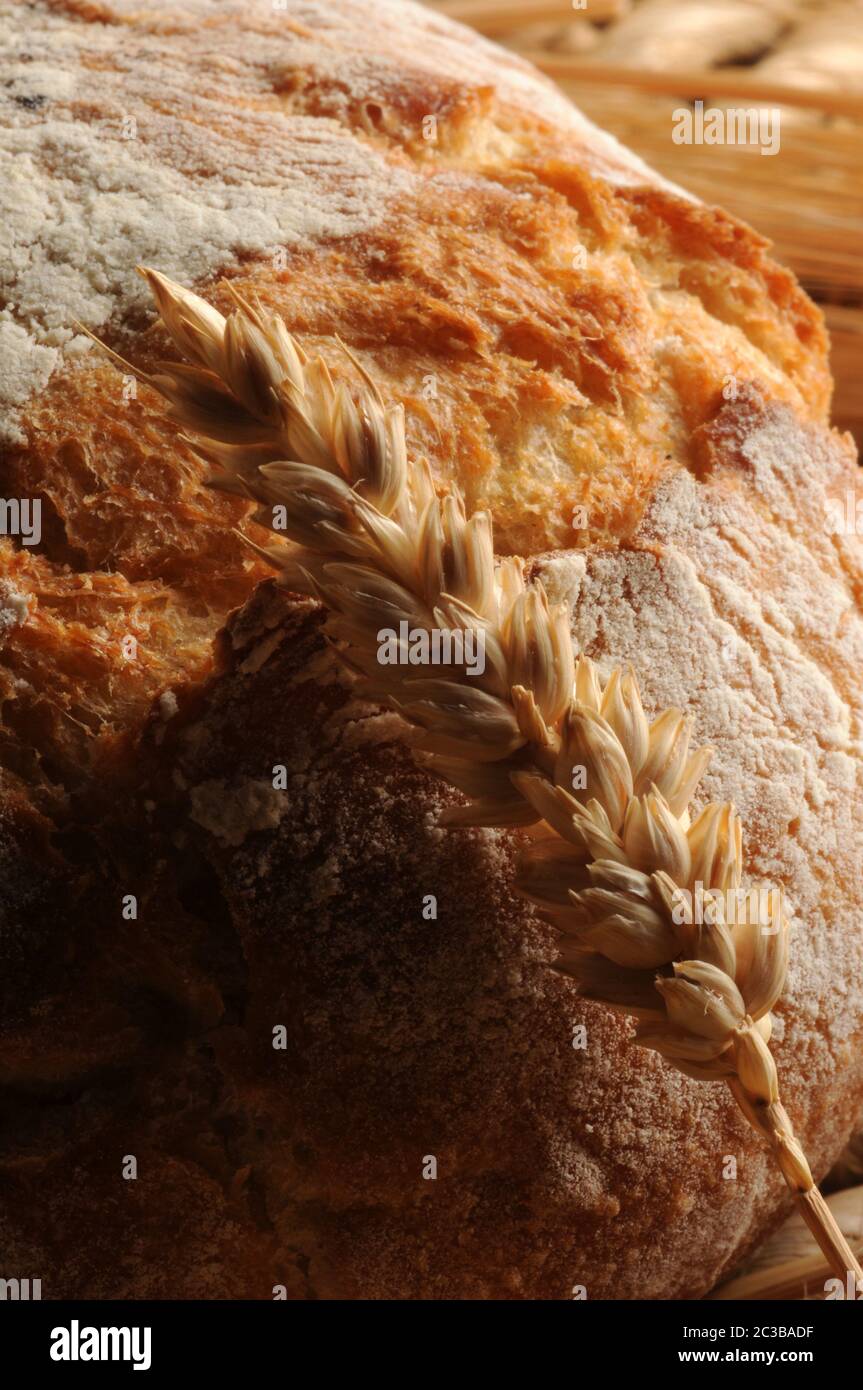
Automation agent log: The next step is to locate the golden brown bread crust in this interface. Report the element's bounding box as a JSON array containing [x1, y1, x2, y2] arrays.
[[1, 0, 861, 1298]]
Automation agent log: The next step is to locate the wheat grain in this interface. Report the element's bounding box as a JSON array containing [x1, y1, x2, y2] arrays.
[[122, 267, 862, 1292]]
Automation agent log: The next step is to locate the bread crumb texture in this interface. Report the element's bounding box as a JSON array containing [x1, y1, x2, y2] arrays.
[[0, 0, 860, 1299]]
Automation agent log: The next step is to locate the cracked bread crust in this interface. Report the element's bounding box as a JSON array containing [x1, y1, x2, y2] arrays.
[[0, 0, 832, 814], [0, 0, 861, 1299]]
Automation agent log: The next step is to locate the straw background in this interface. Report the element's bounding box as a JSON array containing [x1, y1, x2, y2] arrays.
[[425, 0, 863, 1298]]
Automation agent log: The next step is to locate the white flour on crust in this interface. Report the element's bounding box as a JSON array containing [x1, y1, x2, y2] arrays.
[[0, 0, 675, 444]]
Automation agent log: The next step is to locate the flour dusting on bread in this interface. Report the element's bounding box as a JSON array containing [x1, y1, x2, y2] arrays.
[[0, 0, 669, 445]]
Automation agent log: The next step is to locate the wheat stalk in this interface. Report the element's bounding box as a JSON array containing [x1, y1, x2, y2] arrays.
[[115, 266, 861, 1293], [710, 1183, 863, 1301]]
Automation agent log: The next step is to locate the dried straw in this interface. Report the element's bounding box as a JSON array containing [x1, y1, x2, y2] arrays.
[[521, 53, 863, 117], [711, 1184, 863, 1301], [107, 267, 862, 1293], [434, 0, 625, 29]]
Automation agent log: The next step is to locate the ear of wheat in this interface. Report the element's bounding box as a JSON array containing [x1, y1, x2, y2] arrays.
[[118, 267, 861, 1292]]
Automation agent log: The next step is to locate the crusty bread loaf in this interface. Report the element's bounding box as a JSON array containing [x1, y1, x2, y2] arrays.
[[1, 0, 862, 1299]]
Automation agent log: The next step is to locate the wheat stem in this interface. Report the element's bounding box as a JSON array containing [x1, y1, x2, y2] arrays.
[[729, 1078, 863, 1287], [120, 267, 861, 1292]]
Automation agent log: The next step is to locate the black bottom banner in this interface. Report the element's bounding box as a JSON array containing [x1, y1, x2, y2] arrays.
[[1, 1295, 857, 1377]]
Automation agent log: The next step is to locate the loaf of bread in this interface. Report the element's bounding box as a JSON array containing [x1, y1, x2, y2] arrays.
[[1, 0, 862, 1300]]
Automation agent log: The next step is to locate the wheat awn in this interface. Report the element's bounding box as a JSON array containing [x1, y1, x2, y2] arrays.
[[102, 267, 862, 1292]]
